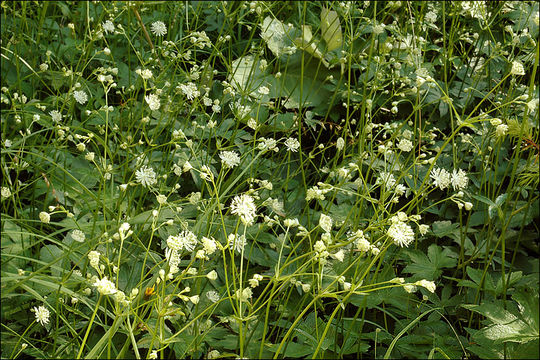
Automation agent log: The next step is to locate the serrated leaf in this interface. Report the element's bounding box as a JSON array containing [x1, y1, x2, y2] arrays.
[[431, 221, 459, 238], [320, 8, 342, 51], [403, 244, 457, 279]]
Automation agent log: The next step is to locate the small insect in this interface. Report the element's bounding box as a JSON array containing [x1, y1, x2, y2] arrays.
[[144, 285, 155, 299]]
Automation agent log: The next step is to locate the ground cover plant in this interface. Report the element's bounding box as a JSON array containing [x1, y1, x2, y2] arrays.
[[1, 1, 539, 359]]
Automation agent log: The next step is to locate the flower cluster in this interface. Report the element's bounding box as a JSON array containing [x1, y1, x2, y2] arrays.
[[230, 194, 257, 226], [387, 212, 415, 247]]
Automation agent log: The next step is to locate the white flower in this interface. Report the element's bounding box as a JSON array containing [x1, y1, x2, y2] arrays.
[[356, 237, 371, 252], [284, 138, 300, 152], [249, 274, 262, 288], [206, 270, 218, 281], [258, 86, 270, 95], [202, 237, 217, 255], [377, 171, 396, 189], [167, 230, 198, 252], [150, 21, 167, 36], [103, 20, 115, 34], [136, 68, 153, 80], [284, 218, 300, 227], [39, 211, 50, 223], [450, 169, 468, 191], [464, 202, 473, 211], [1, 186, 11, 199], [387, 221, 415, 247], [148, 350, 158, 360], [156, 194, 167, 205], [179, 82, 200, 100], [227, 233, 247, 253], [145, 94, 160, 111], [39, 63, 48, 71], [235, 287, 253, 302], [258, 137, 278, 152], [430, 168, 451, 190], [403, 284, 417, 293], [93, 277, 117, 295], [88, 250, 100, 269], [418, 224, 429, 235], [33, 305, 50, 326], [415, 279, 436, 293], [219, 151, 241, 169], [319, 214, 333, 233], [230, 194, 257, 226], [397, 139, 413, 152], [49, 110, 63, 122], [73, 90, 88, 105], [314, 240, 327, 253], [336, 137, 345, 151], [135, 165, 157, 187], [206, 290, 220, 303], [496, 124, 508, 137], [510, 60, 525, 76], [332, 249, 345, 262], [71, 229, 86, 242], [85, 152, 95, 161]]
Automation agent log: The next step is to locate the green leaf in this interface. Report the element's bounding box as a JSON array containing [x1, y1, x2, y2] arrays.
[[320, 8, 343, 51], [403, 244, 457, 279], [463, 290, 539, 344], [267, 341, 314, 358]]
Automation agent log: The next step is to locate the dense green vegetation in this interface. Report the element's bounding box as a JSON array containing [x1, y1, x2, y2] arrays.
[[1, 1, 538, 358]]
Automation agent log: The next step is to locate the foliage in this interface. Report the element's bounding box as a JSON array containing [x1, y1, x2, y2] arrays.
[[1, 1, 539, 359]]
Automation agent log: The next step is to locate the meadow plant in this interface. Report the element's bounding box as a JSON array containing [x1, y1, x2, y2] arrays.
[[1, 1, 538, 359]]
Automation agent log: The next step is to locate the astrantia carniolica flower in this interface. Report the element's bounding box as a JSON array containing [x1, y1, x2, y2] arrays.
[[430, 167, 451, 190], [450, 169, 468, 191], [93, 277, 117, 295], [135, 165, 157, 187], [150, 21, 167, 36], [219, 150, 240, 169], [231, 194, 257, 226], [387, 221, 415, 247], [284, 137, 300, 152], [73, 90, 88, 105], [33, 305, 50, 326]]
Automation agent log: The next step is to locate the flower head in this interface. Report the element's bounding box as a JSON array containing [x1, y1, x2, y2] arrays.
[[93, 276, 117, 295], [319, 214, 333, 233], [284, 138, 300, 152], [73, 90, 88, 105], [49, 110, 63, 122], [430, 168, 451, 190], [510, 60, 525, 76], [71, 229, 86, 243], [387, 221, 415, 247], [150, 21, 167, 36], [103, 20, 115, 34], [145, 94, 160, 111], [450, 169, 468, 191], [39, 211, 50, 223], [230, 194, 257, 226], [219, 150, 241, 169], [135, 165, 157, 188], [33, 305, 50, 326]]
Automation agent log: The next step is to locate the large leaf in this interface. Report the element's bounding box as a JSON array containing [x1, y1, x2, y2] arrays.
[[463, 289, 539, 344], [320, 8, 343, 51], [403, 244, 457, 280]]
